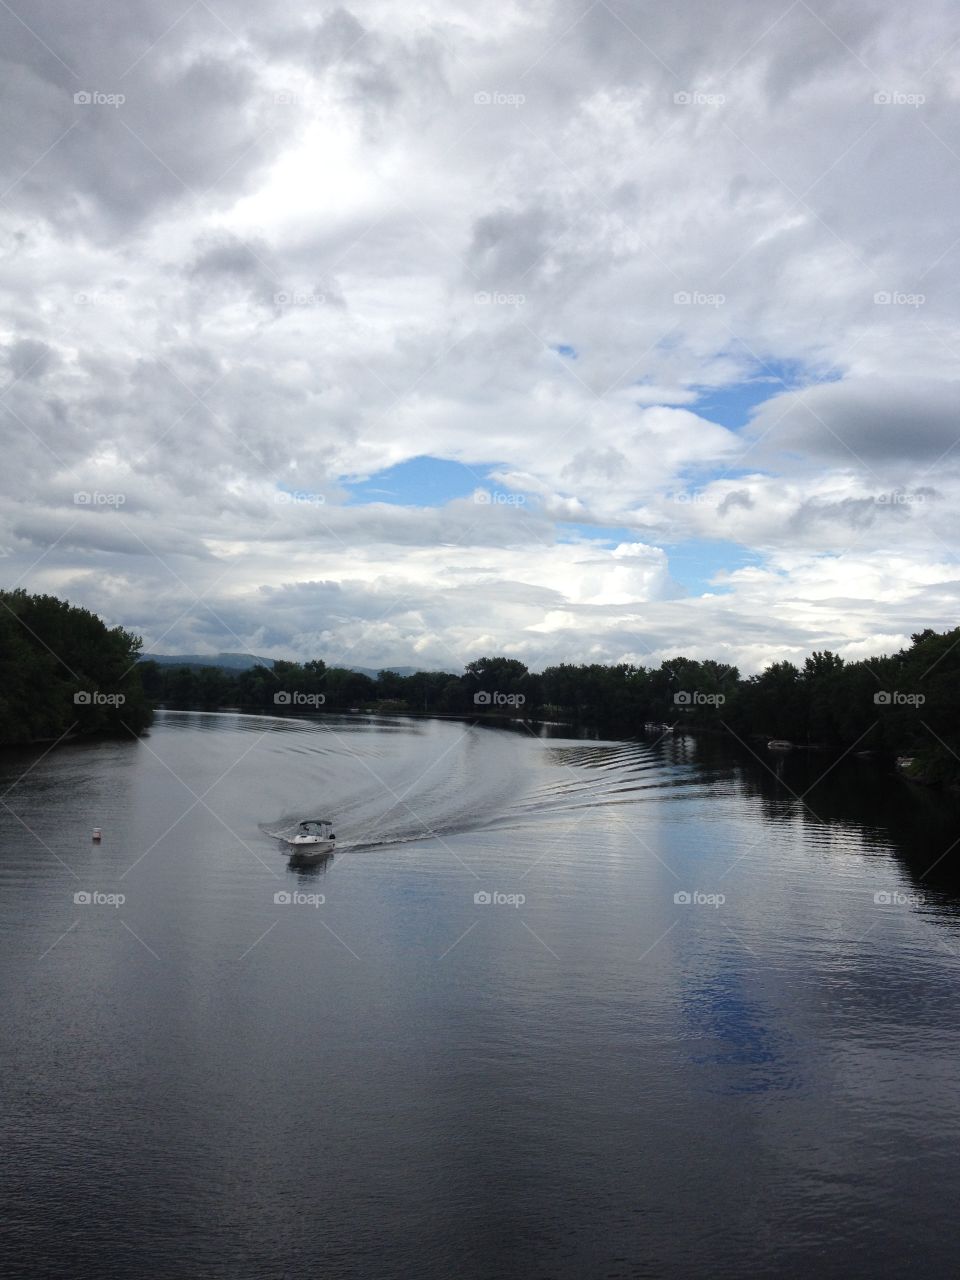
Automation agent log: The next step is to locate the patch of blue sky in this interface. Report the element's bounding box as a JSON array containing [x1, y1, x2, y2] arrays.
[[557, 521, 637, 545], [665, 538, 760, 595], [557, 522, 757, 595], [690, 356, 842, 431], [344, 455, 491, 507]]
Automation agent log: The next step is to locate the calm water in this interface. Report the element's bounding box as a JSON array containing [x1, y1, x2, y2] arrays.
[[2, 711, 960, 1278]]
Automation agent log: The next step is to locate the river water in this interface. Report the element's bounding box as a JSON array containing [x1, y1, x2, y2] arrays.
[[2, 710, 960, 1278]]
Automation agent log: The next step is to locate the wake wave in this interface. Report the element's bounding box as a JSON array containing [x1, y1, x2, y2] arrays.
[[251, 719, 701, 853]]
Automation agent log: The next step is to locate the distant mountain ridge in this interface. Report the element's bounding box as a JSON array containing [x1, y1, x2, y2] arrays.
[[141, 652, 272, 670], [139, 652, 420, 677]]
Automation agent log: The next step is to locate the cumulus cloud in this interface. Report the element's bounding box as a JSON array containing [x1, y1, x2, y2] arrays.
[[2, 0, 959, 671]]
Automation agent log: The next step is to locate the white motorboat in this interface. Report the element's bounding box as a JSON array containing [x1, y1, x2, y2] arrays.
[[281, 819, 336, 860]]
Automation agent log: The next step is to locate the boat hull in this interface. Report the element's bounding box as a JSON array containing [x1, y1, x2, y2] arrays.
[[285, 838, 335, 862]]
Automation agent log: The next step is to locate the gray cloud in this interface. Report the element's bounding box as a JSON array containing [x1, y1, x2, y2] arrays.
[[717, 489, 753, 517], [2, 0, 960, 670], [749, 379, 960, 467], [5, 338, 56, 382]]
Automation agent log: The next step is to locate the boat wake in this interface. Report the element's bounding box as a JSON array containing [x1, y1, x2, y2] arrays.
[[250, 716, 706, 855]]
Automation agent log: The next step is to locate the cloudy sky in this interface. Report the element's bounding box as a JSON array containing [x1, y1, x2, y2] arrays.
[[2, 0, 958, 673]]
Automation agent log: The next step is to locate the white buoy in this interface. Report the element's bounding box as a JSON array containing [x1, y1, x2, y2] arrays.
[[92, 828, 102, 841]]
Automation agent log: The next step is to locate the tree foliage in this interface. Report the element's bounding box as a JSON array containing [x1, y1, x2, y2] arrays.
[[136, 626, 960, 784], [0, 590, 152, 745]]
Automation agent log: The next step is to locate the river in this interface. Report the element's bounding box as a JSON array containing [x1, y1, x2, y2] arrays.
[[2, 710, 960, 1278]]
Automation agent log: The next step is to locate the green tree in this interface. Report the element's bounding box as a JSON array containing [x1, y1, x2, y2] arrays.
[[0, 590, 151, 744]]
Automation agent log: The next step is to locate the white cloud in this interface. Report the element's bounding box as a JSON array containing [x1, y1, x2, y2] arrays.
[[2, 0, 960, 672]]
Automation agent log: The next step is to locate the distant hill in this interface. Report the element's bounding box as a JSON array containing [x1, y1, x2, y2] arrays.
[[140, 652, 273, 671], [139, 652, 420, 677]]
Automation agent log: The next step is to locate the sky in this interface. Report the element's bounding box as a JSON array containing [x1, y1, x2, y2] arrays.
[[1, 0, 958, 675]]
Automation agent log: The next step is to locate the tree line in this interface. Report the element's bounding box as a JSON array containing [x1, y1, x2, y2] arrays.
[[139, 628, 960, 782], [2, 588, 955, 783]]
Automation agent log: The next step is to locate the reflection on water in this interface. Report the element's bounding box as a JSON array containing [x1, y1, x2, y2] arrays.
[[684, 972, 801, 1096], [288, 851, 335, 877], [1, 710, 960, 1279]]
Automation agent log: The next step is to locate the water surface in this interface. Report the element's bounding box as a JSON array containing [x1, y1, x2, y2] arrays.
[[2, 711, 959, 1278]]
